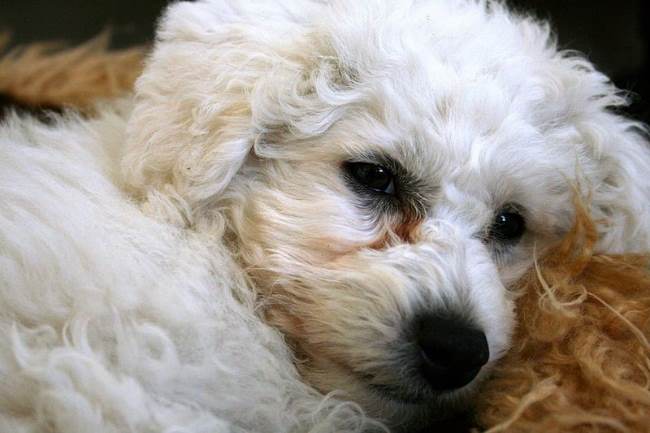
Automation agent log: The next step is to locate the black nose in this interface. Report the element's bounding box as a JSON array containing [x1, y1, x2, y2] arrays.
[[415, 314, 489, 391]]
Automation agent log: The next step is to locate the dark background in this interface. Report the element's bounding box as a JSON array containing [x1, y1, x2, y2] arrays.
[[0, 0, 648, 121]]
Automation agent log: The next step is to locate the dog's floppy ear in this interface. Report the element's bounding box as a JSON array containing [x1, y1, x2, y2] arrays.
[[531, 49, 650, 253], [588, 117, 650, 252], [122, 0, 331, 226], [558, 60, 650, 252]]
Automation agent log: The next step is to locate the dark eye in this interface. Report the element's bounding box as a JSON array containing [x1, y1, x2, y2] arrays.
[[489, 207, 526, 243], [344, 162, 396, 195]]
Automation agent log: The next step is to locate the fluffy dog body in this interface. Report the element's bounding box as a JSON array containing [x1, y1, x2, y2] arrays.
[[1, 1, 649, 432], [0, 106, 370, 432]]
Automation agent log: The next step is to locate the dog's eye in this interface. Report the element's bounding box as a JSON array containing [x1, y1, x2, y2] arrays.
[[489, 207, 526, 243], [344, 162, 396, 195]]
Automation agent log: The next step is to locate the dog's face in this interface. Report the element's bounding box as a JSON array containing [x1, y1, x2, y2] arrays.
[[232, 116, 524, 424], [123, 0, 650, 429]]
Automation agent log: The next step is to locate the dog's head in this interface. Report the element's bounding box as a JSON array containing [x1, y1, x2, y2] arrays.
[[122, 0, 650, 429]]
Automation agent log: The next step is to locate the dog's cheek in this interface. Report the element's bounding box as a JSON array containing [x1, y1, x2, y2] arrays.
[[240, 197, 381, 268], [364, 213, 425, 251]]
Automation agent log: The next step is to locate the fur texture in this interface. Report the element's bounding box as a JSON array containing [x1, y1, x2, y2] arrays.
[[0, 106, 379, 432], [1, 1, 649, 432], [0, 33, 144, 110], [478, 201, 650, 432]]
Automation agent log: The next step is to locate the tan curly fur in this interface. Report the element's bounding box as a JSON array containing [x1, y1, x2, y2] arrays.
[[0, 33, 144, 109], [477, 200, 650, 433], [2, 36, 650, 433]]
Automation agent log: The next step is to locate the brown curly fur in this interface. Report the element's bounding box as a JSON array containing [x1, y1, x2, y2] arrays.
[[0, 33, 145, 110], [2, 37, 650, 433], [477, 201, 650, 433]]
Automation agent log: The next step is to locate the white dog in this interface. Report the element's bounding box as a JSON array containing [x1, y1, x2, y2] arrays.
[[1, 0, 649, 432]]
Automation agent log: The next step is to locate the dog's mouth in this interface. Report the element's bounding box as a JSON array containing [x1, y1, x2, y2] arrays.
[[324, 356, 436, 406], [364, 376, 477, 432], [350, 359, 486, 424], [367, 382, 429, 405], [316, 341, 481, 411], [355, 366, 465, 408]]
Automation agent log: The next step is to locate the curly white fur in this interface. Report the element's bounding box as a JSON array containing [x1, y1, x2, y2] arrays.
[[1, 1, 649, 432]]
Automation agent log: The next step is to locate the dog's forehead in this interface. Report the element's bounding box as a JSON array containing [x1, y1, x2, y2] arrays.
[[330, 66, 576, 197], [316, 1, 579, 184]]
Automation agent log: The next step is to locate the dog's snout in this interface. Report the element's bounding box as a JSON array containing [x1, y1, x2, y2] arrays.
[[415, 314, 489, 391]]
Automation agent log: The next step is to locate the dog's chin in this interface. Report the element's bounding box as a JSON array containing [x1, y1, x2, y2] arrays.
[[356, 381, 479, 432], [365, 379, 481, 430], [301, 359, 484, 432]]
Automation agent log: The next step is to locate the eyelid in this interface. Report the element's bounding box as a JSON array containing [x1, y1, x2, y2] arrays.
[[497, 203, 525, 214], [345, 152, 402, 176]]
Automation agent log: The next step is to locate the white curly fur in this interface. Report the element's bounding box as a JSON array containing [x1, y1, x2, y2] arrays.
[[1, 0, 649, 432]]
